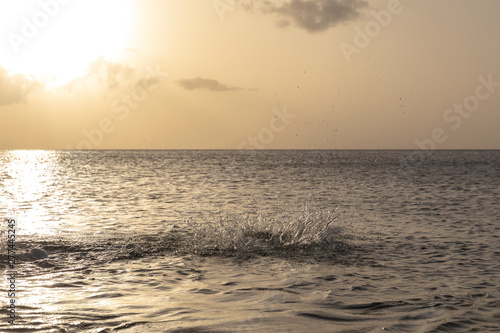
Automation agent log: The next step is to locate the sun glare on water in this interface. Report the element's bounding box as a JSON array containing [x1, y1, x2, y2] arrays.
[[0, 151, 60, 235], [0, 0, 134, 88]]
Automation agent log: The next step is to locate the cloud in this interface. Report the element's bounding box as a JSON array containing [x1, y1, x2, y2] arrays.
[[0, 67, 42, 105], [177, 77, 242, 92], [90, 58, 135, 90], [259, 0, 367, 33], [134, 76, 161, 91], [64, 57, 135, 92]]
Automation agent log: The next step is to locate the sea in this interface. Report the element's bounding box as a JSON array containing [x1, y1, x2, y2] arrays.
[[0, 150, 499, 332]]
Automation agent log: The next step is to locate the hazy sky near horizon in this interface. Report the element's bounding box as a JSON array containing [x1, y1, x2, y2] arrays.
[[0, 0, 499, 149]]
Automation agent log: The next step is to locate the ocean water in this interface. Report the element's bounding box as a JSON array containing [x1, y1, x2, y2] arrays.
[[1, 150, 499, 332]]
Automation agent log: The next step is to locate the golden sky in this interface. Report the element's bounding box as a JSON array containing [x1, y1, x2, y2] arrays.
[[1, 0, 499, 149]]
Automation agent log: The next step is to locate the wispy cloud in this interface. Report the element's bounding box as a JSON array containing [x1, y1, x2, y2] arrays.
[[0, 67, 42, 105], [88, 58, 135, 90], [259, 0, 367, 33], [64, 57, 135, 92], [177, 77, 243, 92]]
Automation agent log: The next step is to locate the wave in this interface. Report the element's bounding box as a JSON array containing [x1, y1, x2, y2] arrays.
[[0, 207, 357, 275], [184, 207, 353, 256]]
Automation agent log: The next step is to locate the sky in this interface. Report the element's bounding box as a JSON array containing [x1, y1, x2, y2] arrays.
[[0, 0, 499, 150]]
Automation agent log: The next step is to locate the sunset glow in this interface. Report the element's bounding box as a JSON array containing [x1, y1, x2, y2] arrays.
[[0, 0, 133, 87], [1, 0, 499, 149]]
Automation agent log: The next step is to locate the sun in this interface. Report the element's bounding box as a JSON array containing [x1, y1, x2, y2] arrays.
[[0, 0, 135, 87]]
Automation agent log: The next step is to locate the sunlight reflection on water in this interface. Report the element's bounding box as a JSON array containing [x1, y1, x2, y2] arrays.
[[1, 150, 64, 236]]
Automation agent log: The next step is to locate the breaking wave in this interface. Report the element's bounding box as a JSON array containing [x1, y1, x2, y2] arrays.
[[184, 207, 353, 256], [0, 207, 357, 275]]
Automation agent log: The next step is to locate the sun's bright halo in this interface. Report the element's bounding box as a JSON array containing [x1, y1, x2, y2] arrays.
[[0, 0, 134, 88]]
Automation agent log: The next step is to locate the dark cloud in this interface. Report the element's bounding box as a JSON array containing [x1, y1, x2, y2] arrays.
[[0, 67, 42, 105], [177, 77, 242, 92], [259, 0, 367, 33]]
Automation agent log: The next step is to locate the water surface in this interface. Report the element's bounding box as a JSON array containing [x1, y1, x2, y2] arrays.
[[1, 150, 499, 332]]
